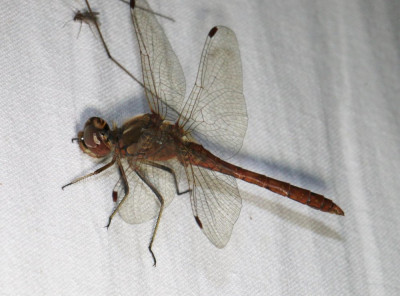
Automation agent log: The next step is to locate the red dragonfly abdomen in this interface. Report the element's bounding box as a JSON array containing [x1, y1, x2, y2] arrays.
[[186, 142, 344, 216]]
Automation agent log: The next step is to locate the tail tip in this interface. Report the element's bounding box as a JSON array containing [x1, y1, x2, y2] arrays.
[[332, 204, 345, 216]]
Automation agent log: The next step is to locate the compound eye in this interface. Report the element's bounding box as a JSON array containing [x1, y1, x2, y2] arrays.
[[81, 117, 111, 157]]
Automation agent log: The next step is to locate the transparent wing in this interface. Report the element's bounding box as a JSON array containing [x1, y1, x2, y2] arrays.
[[179, 26, 248, 158], [185, 162, 242, 248], [113, 158, 177, 224], [131, 0, 186, 122]]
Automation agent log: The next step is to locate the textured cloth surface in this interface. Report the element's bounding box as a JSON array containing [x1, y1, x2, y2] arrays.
[[1, 0, 399, 295]]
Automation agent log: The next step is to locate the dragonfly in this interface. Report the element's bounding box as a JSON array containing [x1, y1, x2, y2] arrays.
[[64, 0, 344, 266]]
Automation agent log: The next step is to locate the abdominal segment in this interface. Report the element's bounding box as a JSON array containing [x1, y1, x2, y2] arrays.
[[185, 142, 344, 215]]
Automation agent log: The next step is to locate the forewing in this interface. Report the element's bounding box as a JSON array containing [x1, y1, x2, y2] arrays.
[[179, 26, 248, 158], [113, 158, 176, 224], [185, 163, 242, 248], [131, 0, 186, 122]]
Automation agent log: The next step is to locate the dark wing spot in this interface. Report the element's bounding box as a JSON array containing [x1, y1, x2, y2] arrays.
[[194, 216, 203, 229], [112, 191, 118, 203], [130, 0, 136, 9], [208, 26, 218, 38]]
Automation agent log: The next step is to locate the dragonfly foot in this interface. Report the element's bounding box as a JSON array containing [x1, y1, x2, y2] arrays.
[[105, 217, 112, 230], [177, 188, 192, 196], [61, 183, 72, 190], [149, 246, 157, 267]]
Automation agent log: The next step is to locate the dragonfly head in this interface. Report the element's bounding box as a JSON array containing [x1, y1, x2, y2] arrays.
[[77, 117, 112, 158]]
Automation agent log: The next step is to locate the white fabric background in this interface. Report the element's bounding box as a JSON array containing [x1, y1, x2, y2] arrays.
[[1, 0, 399, 295]]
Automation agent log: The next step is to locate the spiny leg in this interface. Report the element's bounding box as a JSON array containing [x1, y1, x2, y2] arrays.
[[135, 169, 165, 267], [143, 161, 191, 195], [106, 157, 130, 229], [62, 155, 116, 190], [83, 0, 145, 88]]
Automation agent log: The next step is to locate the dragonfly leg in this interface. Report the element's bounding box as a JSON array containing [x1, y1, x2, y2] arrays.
[[135, 169, 165, 267], [106, 157, 130, 229], [143, 161, 191, 195], [62, 154, 116, 190], [83, 0, 145, 88]]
